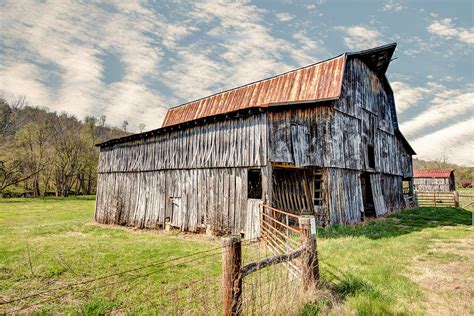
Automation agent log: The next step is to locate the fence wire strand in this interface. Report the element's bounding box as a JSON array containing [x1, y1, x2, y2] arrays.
[[3, 209, 317, 315]]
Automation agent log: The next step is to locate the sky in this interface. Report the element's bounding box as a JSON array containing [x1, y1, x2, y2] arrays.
[[0, 0, 473, 165]]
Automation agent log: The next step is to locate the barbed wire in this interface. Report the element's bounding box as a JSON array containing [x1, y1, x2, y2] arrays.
[[1, 243, 227, 306], [3, 234, 306, 314], [5, 248, 226, 313]]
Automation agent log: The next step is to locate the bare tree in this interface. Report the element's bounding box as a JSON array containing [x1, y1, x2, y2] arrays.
[[122, 120, 129, 132]]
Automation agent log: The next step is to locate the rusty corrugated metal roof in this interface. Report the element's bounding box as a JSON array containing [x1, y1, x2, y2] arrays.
[[413, 170, 454, 178], [162, 55, 346, 127]]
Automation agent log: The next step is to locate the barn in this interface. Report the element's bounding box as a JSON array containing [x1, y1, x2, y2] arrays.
[[413, 169, 456, 192], [95, 43, 415, 237]]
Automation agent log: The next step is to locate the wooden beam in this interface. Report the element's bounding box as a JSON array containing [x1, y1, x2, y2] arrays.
[[240, 246, 304, 277]]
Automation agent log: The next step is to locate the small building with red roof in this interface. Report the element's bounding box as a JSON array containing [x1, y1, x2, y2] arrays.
[[413, 169, 455, 192]]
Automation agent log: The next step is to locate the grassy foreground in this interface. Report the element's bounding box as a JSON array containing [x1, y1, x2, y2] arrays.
[[0, 197, 472, 315], [0, 197, 223, 314]]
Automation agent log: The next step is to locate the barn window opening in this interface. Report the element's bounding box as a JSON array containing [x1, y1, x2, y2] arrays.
[[402, 180, 411, 194], [248, 169, 262, 199], [367, 145, 375, 169]]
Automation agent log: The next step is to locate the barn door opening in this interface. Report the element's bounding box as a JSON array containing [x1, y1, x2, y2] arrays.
[[245, 169, 262, 239], [360, 173, 375, 219]]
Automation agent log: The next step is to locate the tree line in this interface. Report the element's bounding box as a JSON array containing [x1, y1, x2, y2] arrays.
[[1, 96, 472, 197], [0, 97, 128, 197]]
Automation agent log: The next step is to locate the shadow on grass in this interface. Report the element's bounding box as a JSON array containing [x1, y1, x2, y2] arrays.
[[319, 207, 472, 240], [0, 195, 96, 203], [300, 265, 385, 315]]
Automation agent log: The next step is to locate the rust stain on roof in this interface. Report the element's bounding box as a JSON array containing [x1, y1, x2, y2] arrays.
[[413, 169, 454, 178], [162, 55, 346, 127]]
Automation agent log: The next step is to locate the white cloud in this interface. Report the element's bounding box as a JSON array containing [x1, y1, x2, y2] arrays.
[[163, 0, 325, 102], [0, 0, 172, 131], [1, 0, 330, 132], [399, 84, 474, 138], [383, 1, 404, 12], [391, 81, 430, 113], [428, 18, 474, 45], [409, 118, 474, 166], [276, 12, 294, 22], [0, 63, 54, 107], [337, 25, 382, 50], [394, 81, 474, 166]]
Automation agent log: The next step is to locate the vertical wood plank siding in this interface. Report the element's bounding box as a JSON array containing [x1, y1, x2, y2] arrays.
[[267, 58, 412, 222], [414, 178, 451, 191], [338, 58, 412, 178], [95, 168, 250, 233], [95, 114, 267, 234], [327, 168, 364, 224], [98, 114, 267, 172], [380, 174, 405, 211]]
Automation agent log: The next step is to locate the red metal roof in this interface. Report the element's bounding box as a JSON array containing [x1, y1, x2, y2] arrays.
[[162, 55, 345, 127], [413, 169, 454, 178]]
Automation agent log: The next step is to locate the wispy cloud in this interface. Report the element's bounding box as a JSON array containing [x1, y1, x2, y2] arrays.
[[409, 117, 474, 166], [0, 0, 169, 130], [399, 83, 474, 138], [391, 81, 430, 113], [163, 0, 325, 102], [427, 18, 474, 45], [276, 12, 294, 22], [383, 1, 404, 12], [337, 25, 382, 50]]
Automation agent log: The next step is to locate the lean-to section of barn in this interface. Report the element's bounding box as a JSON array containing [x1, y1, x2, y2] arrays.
[[95, 113, 268, 234]]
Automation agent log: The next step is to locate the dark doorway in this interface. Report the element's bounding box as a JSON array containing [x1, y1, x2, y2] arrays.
[[360, 173, 375, 219], [248, 169, 262, 199], [367, 145, 375, 169]]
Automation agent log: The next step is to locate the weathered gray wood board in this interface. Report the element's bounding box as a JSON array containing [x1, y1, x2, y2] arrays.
[[245, 199, 261, 239], [267, 59, 412, 178], [98, 114, 267, 172], [369, 173, 387, 216], [326, 168, 364, 224], [414, 178, 451, 192], [380, 174, 405, 211], [96, 168, 249, 234]]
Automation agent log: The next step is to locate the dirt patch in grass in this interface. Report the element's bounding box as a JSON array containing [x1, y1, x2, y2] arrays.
[[407, 228, 474, 315], [88, 222, 221, 243]]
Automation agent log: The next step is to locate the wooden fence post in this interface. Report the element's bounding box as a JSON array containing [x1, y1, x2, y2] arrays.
[[222, 235, 242, 316], [299, 215, 319, 290], [453, 191, 459, 207]]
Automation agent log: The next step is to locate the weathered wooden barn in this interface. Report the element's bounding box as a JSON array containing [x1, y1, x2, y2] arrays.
[[95, 43, 415, 236], [413, 169, 455, 191]]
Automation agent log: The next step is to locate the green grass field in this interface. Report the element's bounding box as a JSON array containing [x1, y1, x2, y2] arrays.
[[0, 196, 472, 315]]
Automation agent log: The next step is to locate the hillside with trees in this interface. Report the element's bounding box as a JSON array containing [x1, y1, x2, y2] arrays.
[[1, 96, 472, 197], [0, 97, 129, 197]]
